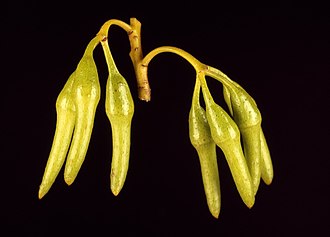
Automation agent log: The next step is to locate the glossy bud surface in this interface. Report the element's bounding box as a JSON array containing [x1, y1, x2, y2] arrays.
[[201, 76, 254, 208], [104, 44, 134, 196], [189, 78, 220, 218]]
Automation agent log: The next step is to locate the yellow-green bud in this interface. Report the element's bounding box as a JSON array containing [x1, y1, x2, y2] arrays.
[[104, 45, 134, 196], [64, 39, 101, 185], [189, 77, 220, 218], [39, 37, 100, 197], [260, 128, 273, 185], [223, 82, 262, 194], [201, 76, 254, 208], [39, 73, 76, 199]]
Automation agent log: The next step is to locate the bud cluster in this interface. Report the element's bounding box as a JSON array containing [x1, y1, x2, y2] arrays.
[[39, 18, 273, 218]]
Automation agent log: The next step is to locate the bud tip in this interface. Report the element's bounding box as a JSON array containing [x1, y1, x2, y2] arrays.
[[64, 175, 74, 186], [38, 188, 45, 199], [211, 209, 220, 219], [111, 187, 120, 196]]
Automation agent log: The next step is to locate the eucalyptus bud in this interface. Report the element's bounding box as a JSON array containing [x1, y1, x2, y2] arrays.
[[260, 129, 273, 185], [64, 39, 101, 185], [38, 73, 76, 199], [189, 77, 220, 218], [200, 75, 254, 208], [39, 37, 100, 197], [104, 45, 134, 196], [222, 82, 262, 194]]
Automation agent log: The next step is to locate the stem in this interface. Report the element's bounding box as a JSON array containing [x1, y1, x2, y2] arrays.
[[96, 18, 151, 101], [197, 73, 215, 106], [100, 38, 118, 73], [137, 46, 209, 101], [192, 75, 201, 105], [141, 46, 207, 73], [97, 19, 132, 41], [84, 36, 100, 56], [128, 18, 151, 101], [97, 19, 132, 73], [205, 66, 236, 89]]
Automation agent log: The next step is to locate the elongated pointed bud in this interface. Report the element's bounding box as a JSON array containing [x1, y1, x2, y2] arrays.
[[104, 45, 134, 196], [200, 76, 254, 208], [223, 82, 262, 194], [189, 77, 220, 218], [64, 37, 101, 185], [260, 128, 273, 185], [39, 73, 76, 199]]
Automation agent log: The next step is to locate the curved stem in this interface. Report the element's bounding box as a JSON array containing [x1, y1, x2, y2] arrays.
[[96, 18, 148, 101], [96, 19, 132, 70], [136, 46, 209, 102], [101, 37, 118, 73], [205, 65, 236, 89], [197, 73, 215, 105], [97, 19, 132, 41], [84, 36, 101, 56], [141, 46, 207, 73]]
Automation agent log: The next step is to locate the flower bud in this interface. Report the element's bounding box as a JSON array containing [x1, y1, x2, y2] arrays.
[[39, 73, 76, 199], [104, 46, 134, 196], [260, 128, 273, 185], [189, 77, 220, 218], [223, 82, 262, 194], [64, 38, 101, 185], [200, 76, 254, 208]]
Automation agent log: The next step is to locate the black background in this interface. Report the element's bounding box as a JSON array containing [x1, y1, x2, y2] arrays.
[[3, 1, 330, 236]]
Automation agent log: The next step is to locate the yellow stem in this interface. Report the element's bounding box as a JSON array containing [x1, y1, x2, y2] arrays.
[[100, 39, 118, 73], [96, 18, 150, 101], [127, 18, 150, 101], [205, 66, 236, 89], [138, 46, 210, 102], [84, 36, 101, 56], [97, 19, 132, 41], [96, 19, 132, 73], [141, 46, 207, 73]]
